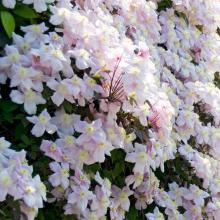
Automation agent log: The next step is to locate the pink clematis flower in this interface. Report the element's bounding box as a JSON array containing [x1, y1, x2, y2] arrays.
[[0, 45, 29, 69], [75, 119, 106, 145], [40, 140, 62, 162], [0, 168, 13, 201], [49, 162, 69, 189], [146, 207, 164, 220], [67, 185, 94, 211], [21, 23, 49, 43], [10, 89, 46, 114], [111, 185, 133, 211], [47, 79, 75, 106], [27, 109, 57, 137], [125, 143, 150, 174], [22, 0, 55, 13]]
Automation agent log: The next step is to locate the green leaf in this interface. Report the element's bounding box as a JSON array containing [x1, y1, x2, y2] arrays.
[[111, 149, 125, 163], [13, 5, 38, 19], [113, 162, 124, 178], [21, 135, 30, 145], [126, 206, 139, 220], [62, 214, 77, 220], [1, 11, 15, 38], [0, 31, 10, 48]]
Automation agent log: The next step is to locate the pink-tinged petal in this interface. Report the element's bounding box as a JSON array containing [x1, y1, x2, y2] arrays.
[[36, 94, 46, 104], [74, 121, 87, 133], [62, 178, 69, 189], [134, 163, 145, 174], [65, 96, 75, 104], [27, 116, 38, 124], [34, 0, 47, 12], [47, 79, 59, 91], [0, 188, 8, 201], [50, 14, 63, 26], [92, 132, 106, 142], [121, 199, 130, 211], [10, 76, 20, 87], [76, 134, 91, 145], [41, 109, 50, 118], [24, 101, 37, 114], [79, 199, 88, 211], [51, 92, 64, 106], [49, 162, 60, 172], [32, 81, 43, 92], [31, 124, 45, 137], [49, 173, 61, 187], [0, 57, 10, 68], [68, 192, 77, 204], [25, 32, 36, 42], [125, 153, 136, 163], [111, 185, 121, 196], [10, 90, 24, 104], [24, 194, 36, 207], [76, 59, 89, 70], [46, 124, 57, 134], [22, 78, 34, 90]]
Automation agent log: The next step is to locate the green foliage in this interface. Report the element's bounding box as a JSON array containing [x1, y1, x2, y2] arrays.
[[0, 11, 15, 38], [0, 2, 49, 48], [13, 4, 39, 19], [157, 0, 172, 12]]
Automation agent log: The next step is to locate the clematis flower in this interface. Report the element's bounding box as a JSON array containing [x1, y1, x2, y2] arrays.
[[0, 168, 13, 201], [51, 108, 80, 135], [75, 119, 106, 145], [111, 186, 133, 211], [27, 109, 57, 137], [40, 140, 62, 162], [183, 184, 209, 206], [71, 168, 90, 188], [0, 137, 11, 153], [49, 162, 69, 189], [146, 207, 164, 220], [10, 65, 39, 90], [47, 79, 75, 106], [125, 143, 150, 174], [91, 185, 110, 216], [21, 177, 45, 208], [67, 185, 94, 211], [21, 23, 49, 43], [22, 0, 55, 12], [0, 45, 29, 69], [168, 182, 185, 206], [10, 89, 46, 114], [125, 172, 144, 189], [63, 75, 86, 98]]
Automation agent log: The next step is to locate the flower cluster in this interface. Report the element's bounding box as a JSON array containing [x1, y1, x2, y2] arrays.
[[2, 0, 54, 12], [0, 0, 220, 219], [0, 137, 46, 220]]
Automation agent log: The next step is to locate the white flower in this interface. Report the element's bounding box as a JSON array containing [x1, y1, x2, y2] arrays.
[[27, 109, 57, 137], [22, 0, 54, 13], [10, 89, 46, 114], [0, 169, 13, 201], [146, 207, 164, 220]]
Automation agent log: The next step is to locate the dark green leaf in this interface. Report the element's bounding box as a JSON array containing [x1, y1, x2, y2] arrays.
[[126, 206, 139, 220], [113, 162, 124, 178], [13, 5, 38, 19]]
